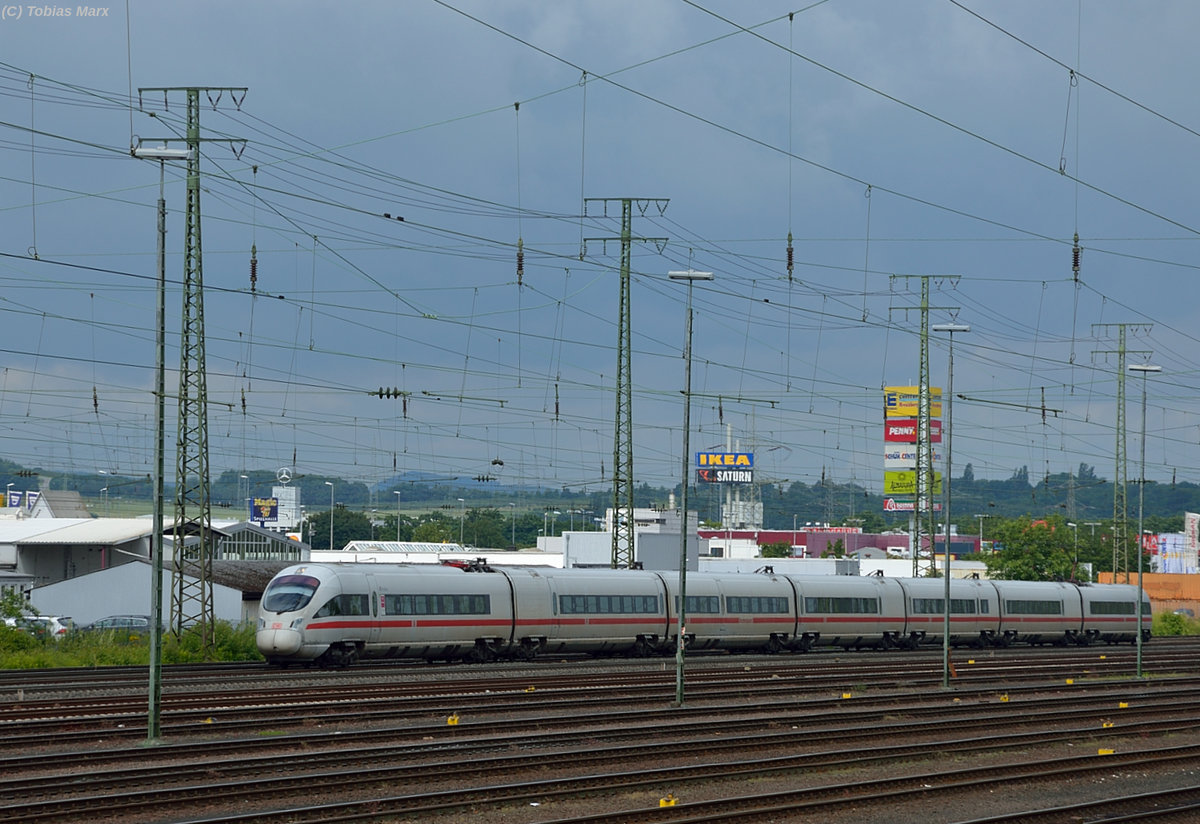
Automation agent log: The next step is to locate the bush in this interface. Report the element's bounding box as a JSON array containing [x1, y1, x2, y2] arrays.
[[1152, 611, 1200, 637], [0, 620, 263, 668]]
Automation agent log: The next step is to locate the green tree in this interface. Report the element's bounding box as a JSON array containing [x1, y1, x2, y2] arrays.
[[413, 518, 454, 543], [821, 539, 846, 559], [306, 508, 373, 549], [464, 507, 506, 548], [983, 515, 1081, 581], [760, 541, 791, 558]]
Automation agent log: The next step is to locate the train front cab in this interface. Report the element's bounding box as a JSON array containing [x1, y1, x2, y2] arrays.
[[258, 566, 329, 664]]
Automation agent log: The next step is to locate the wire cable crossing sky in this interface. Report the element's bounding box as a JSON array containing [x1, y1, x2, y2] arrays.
[[0, 1, 1196, 498]]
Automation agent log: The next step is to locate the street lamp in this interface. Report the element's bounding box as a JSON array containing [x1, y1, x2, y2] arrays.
[[669, 268, 714, 708], [1067, 522, 1078, 574], [240, 474, 249, 517], [5, 482, 12, 508], [325, 481, 335, 550], [101, 487, 109, 517], [1129, 362, 1161, 678], [975, 514, 991, 552], [457, 498, 466, 545], [394, 491, 402, 541], [371, 510, 377, 540], [933, 322, 970, 690], [508, 502, 516, 548], [132, 143, 191, 743]]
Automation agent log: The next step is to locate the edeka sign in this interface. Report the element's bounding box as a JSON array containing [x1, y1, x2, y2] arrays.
[[884, 386, 942, 418], [695, 452, 754, 467], [884, 418, 941, 443], [883, 470, 941, 496]]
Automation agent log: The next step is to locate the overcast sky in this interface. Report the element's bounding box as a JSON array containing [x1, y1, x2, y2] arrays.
[[1, 1, 1197, 504]]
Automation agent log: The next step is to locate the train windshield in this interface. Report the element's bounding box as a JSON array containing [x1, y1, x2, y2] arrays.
[[262, 574, 321, 613]]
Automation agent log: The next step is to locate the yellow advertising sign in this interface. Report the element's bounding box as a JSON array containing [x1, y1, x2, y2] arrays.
[[883, 470, 942, 496], [884, 386, 942, 418]]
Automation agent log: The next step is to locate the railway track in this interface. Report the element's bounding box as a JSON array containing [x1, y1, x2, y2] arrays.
[[0, 640, 1196, 823], [2, 652, 1197, 747]]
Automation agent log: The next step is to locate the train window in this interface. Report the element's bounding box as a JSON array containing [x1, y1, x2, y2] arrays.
[[1004, 599, 1063, 615], [725, 596, 787, 614], [558, 594, 660, 614], [803, 596, 879, 614], [262, 574, 321, 613], [1089, 601, 1136, 615], [911, 598, 978, 614], [382, 593, 491, 615], [674, 596, 720, 614], [313, 594, 369, 618]]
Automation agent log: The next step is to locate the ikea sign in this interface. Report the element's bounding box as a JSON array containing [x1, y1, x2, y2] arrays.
[[695, 452, 754, 467]]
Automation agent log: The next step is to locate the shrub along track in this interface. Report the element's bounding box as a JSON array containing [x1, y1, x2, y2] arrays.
[[0, 646, 1198, 823]]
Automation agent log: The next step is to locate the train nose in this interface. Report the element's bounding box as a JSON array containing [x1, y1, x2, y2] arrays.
[[257, 626, 302, 655]]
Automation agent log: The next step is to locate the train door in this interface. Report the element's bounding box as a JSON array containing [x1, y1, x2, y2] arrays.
[[365, 571, 383, 647]]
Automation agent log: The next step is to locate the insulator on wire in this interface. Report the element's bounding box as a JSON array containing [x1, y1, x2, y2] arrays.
[[92, 386, 98, 413], [1071, 232, 1081, 280], [241, 388, 246, 414], [250, 243, 258, 291], [516, 237, 524, 286], [786, 231, 794, 279]]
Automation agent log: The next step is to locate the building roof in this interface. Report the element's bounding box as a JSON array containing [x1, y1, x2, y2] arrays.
[[34, 490, 92, 518], [211, 560, 293, 593], [12, 518, 155, 545]]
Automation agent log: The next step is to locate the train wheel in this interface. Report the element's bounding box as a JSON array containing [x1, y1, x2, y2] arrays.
[[468, 640, 495, 663], [631, 637, 655, 658], [515, 640, 539, 661]]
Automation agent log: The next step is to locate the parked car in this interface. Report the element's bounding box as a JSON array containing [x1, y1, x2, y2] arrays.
[[1173, 608, 1195, 618], [79, 614, 153, 634], [3, 615, 72, 639]]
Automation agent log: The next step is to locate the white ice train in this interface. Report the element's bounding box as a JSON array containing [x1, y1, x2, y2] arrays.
[[256, 561, 1152, 667]]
